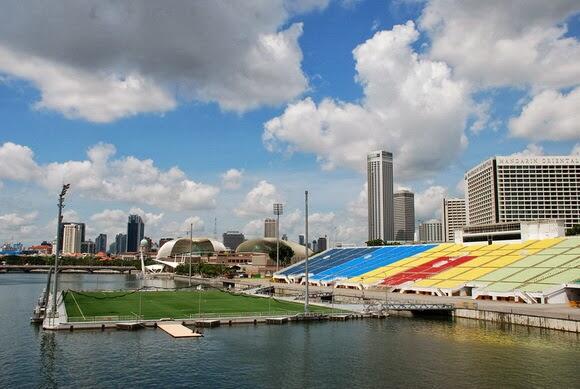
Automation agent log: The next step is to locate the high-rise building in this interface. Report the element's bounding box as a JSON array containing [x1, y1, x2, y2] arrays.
[[281, 234, 288, 241], [465, 156, 580, 230], [222, 231, 245, 251], [95, 234, 107, 253], [126, 215, 144, 252], [58, 222, 85, 252], [115, 233, 127, 254], [393, 189, 415, 241], [311, 240, 318, 252], [109, 242, 117, 255], [418, 220, 443, 242], [298, 234, 305, 246], [442, 198, 467, 242], [81, 240, 96, 254], [317, 236, 328, 252], [367, 150, 394, 241], [62, 223, 82, 254], [264, 218, 277, 238]]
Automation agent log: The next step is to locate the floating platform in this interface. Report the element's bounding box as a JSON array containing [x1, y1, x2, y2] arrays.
[[266, 317, 289, 324], [195, 319, 221, 328], [116, 322, 143, 331], [329, 314, 351, 321], [158, 323, 203, 338]]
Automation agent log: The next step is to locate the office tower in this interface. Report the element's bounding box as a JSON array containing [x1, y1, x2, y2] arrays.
[[126, 215, 145, 252], [109, 242, 117, 255], [465, 156, 580, 229], [312, 240, 318, 252], [418, 220, 443, 242], [62, 223, 82, 254], [95, 234, 107, 253], [281, 234, 288, 241], [394, 189, 415, 241], [57, 222, 85, 252], [442, 198, 467, 242], [115, 233, 127, 254], [367, 150, 394, 241], [222, 231, 245, 250], [81, 240, 96, 254], [264, 218, 277, 238], [317, 236, 328, 252], [298, 234, 305, 246]]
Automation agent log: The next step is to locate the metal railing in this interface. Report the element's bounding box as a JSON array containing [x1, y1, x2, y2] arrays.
[[66, 310, 303, 323]]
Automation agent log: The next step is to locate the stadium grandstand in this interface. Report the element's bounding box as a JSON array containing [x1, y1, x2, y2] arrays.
[[273, 237, 580, 304]]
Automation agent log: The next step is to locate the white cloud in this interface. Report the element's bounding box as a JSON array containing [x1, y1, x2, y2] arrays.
[[509, 144, 545, 158], [572, 143, 580, 156], [0, 142, 41, 181], [347, 183, 367, 219], [415, 185, 448, 221], [221, 169, 244, 190], [129, 207, 164, 227], [509, 88, 580, 141], [0, 1, 318, 121], [0, 45, 176, 123], [0, 142, 219, 211], [0, 211, 38, 238], [264, 21, 471, 179], [235, 180, 280, 217], [242, 219, 264, 238], [161, 216, 205, 237], [420, 0, 580, 89]]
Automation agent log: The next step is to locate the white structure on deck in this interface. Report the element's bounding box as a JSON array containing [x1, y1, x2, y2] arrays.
[[155, 237, 226, 269]]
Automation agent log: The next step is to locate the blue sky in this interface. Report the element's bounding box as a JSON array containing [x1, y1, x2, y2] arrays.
[[0, 0, 579, 246]]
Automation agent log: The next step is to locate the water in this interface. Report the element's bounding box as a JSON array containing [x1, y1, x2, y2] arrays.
[[1, 273, 578, 388]]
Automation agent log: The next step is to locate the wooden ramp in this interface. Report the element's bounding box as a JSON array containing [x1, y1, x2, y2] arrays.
[[158, 323, 203, 338]]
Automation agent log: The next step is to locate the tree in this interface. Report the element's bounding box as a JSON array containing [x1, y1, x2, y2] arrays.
[[269, 244, 294, 266], [566, 225, 580, 236], [365, 239, 386, 246]]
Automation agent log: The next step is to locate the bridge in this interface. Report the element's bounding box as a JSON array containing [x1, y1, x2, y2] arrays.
[[0, 264, 137, 274]]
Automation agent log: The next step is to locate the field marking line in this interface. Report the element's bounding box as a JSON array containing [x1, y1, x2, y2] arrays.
[[70, 291, 86, 320]]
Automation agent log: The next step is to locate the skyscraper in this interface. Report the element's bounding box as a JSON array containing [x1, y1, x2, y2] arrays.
[[264, 218, 277, 238], [418, 220, 443, 242], [115, 233, 127, 254], [126, 215, 144, 252], [367, 150, 394, 241], [95, 233, 107, 253], [222, 231, 245, 250], [465, 156, 580, 230], [393, 189, 415, 241], [317, 236, 328, 252], [298, 234, 305, 246], [62, 223, 82, 254], [442, 198, 467, 242], [58, 222, 85, 252]]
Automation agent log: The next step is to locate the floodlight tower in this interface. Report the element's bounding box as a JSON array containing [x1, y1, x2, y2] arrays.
[[51, 183, 70, 320], [139, 238, 148, 279], [273, 203, 284, 272]]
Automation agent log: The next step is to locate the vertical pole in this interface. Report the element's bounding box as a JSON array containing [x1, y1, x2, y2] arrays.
[[305, 190, 309, 314], [52, 185, 68, 319], [276, 212, 280, 273], [189, 223, 193, 287]]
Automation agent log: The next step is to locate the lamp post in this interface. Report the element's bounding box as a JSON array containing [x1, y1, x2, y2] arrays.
[[189, 223, 193, 287], [304, 191, 309, 314], [52, 184, 70, 320], [273, 203, 283, 273]]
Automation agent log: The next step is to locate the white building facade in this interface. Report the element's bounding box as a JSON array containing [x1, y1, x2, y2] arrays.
[[418, 221, 443, 242], [62, 223, 82, 254], [367, 150, 394, 241], [442, 198, 467, 242], [465, 156, 580, 230]]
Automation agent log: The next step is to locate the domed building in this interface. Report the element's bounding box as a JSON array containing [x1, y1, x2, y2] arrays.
[[156, 237, 226, 265], [236, 238, 312, 262]]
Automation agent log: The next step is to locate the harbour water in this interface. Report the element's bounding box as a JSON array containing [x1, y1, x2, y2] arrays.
[[1, 273, 578, 388]]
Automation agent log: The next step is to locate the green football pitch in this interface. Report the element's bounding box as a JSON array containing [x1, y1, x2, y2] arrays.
[[64, 289, 336, 321]]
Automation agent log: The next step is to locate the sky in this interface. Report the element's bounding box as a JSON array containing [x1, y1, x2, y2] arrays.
[[0, 0, 579, 246]]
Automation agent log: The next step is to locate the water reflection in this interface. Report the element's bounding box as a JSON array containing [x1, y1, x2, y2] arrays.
[[39, 332, 57, 389]]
